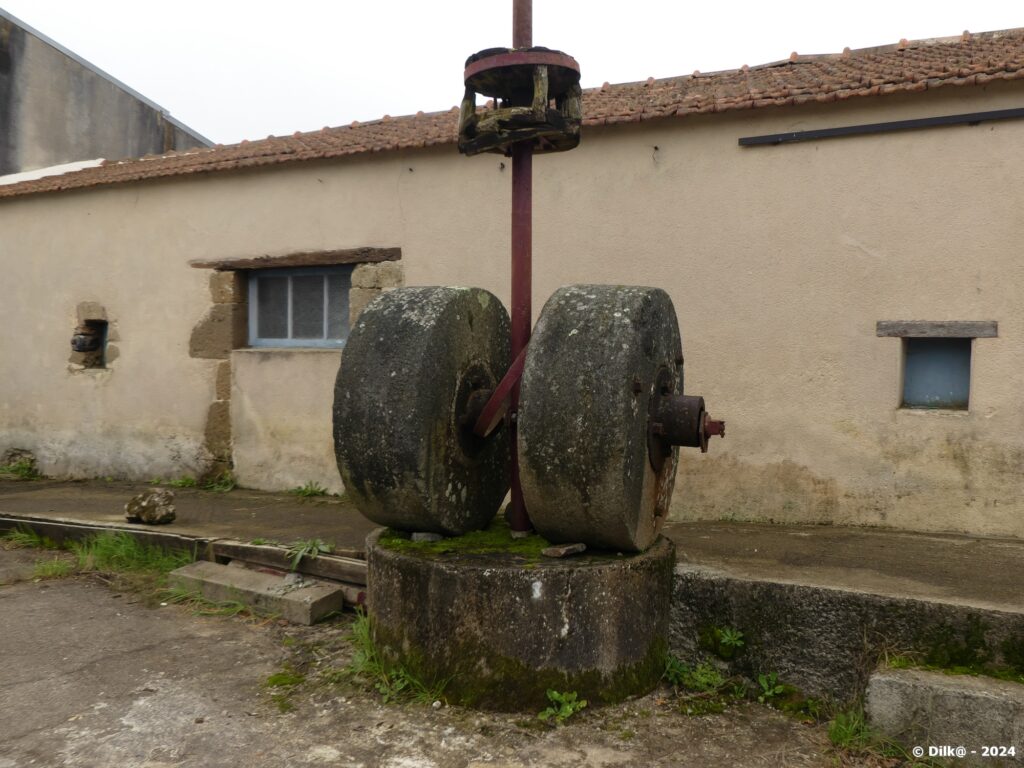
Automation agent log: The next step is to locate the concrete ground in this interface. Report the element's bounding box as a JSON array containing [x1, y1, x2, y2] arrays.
[[0, 551, 870, 768], [2, 478, 1023, 612]]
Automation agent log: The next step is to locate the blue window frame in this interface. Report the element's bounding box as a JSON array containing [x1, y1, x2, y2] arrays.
[[247, 266, 353, 348], [902, 338, 971, 410]]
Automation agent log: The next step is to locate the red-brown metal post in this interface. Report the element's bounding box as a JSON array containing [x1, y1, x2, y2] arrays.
[[508, 0, 533, 534]]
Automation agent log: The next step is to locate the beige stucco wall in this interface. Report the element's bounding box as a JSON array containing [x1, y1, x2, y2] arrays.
[[230, 349, 344, 494], [1, 78, 1022, 536]]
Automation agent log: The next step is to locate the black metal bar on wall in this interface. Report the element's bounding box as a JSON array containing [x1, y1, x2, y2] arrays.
[[739, 107, 1024, 147]]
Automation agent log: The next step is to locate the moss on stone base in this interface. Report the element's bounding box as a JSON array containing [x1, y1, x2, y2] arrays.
[[377, 517, 552, 561], [372, 616, 667, 710]]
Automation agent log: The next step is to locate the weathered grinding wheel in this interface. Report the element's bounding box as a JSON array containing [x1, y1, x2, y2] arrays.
[[333, 287, 511, 535], [518, 285, 683, 552]]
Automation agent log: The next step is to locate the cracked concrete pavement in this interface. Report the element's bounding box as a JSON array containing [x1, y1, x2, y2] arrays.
[[0, 550, 865, 768]]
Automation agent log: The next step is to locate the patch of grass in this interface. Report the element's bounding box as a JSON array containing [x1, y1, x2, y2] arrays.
[[202, 471, 236, 493], [2, 526, 59, 550], [249, 538, 284, 547], [158, 585, 269, 618], [827, 706, 916, 762], [263, 666, 306, 712], [347, 610, 448, 704], [72, 531, 193, 577], [286, 538, 333, 571], [678, 696, 728, 716], [290, 481, 329, 498], [265, 669, 306, 688], [887, 651, 1024, 686], [0, 458, 41, 480], [33, 556, 73, 579], [378, 516, 552, 561], [663, 655, 744, 717], [538, 689, 588, 724], [166, 476, 197, 488], [664, 657, 726, 692]]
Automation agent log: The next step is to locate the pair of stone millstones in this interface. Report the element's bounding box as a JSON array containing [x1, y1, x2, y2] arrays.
[[333, 285, 683, 552]]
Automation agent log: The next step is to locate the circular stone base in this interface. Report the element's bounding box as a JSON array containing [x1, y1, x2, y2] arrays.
[[366, 530, 675, 710]]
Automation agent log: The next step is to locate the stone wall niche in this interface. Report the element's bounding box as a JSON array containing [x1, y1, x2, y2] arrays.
[[69, 302, 118, 371]]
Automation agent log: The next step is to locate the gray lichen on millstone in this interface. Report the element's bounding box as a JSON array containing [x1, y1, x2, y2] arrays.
[[124, 488, 176, 524], [518, 285, 683, 552], [333, 287, 511, 536]]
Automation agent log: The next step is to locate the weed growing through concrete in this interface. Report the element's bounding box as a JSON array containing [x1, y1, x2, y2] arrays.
[[263, 666, 307, 712], [287, 538, 333, 571], [1, 526, 59, 550], [291, 481, 329, 498], [538, 689, 588, 724], [33, 556, 73, 580], [0, 458, 41, 480], [202, 471, 236, 493], [699, 624, 747, 660], [347, 610, 448, 704]]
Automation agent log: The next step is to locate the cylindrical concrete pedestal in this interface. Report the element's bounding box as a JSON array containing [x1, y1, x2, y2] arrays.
[[366, 529, 675, 710]]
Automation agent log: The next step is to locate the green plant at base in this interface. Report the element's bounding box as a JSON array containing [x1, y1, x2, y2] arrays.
[[0, 458, 41, 480], [717, 627, 745, 652], [700, 624, 747, 660], [537, 689, 588, 724], [202, 471, 236, 493], [166, 476, 197, 488], [286, 538, 333, 571], [33, 556, 73, 579], [72, 531, 193, 576], [2, 526, 59, 550], [664, 657, 726, 692], [347, 610, 448, 704], [757, 672, 786, 703], [291, 481, 328, 498]]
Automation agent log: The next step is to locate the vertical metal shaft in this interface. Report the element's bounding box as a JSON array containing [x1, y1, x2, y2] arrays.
[[509, 0, 533, 534]]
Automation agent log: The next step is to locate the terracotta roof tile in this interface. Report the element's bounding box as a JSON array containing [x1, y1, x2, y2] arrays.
[[3, 28, 1023, 200]]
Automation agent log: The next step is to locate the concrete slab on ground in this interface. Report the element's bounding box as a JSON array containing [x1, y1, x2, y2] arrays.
[[170, 561, 346, 625], [866, 668, 1024, 765]]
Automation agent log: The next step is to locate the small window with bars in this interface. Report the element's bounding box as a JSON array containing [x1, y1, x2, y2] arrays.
[[247, 266, 352, 348]]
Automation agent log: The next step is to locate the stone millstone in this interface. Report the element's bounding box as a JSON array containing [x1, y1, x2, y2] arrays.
[[333, 287, 511, 536], [367, 529, 675, 710], [124, 488, 176, 524], [518, 285, 683, 552]]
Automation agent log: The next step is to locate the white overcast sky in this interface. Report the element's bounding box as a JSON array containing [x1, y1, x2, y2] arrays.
[[2, 1, 1021, 145]]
